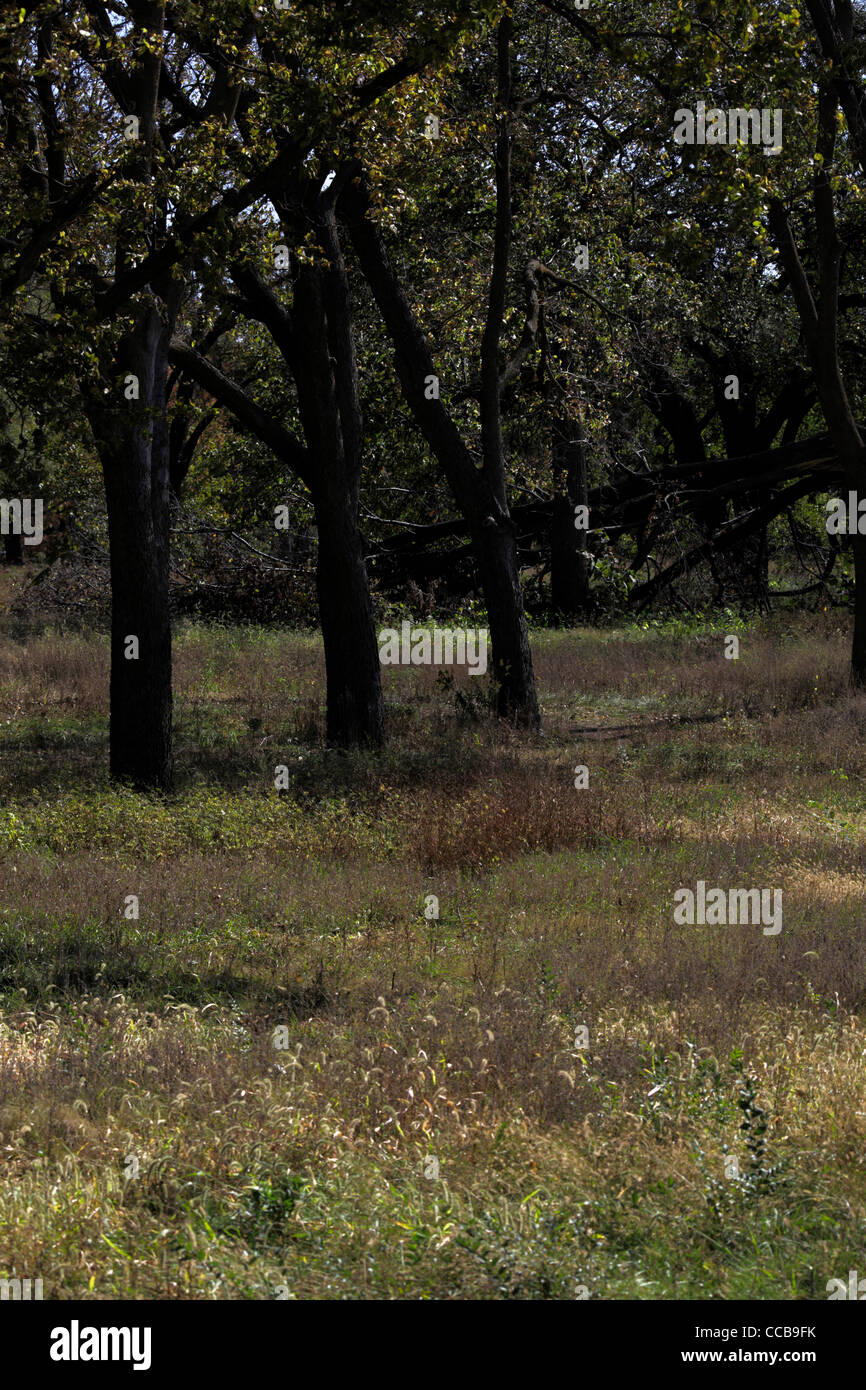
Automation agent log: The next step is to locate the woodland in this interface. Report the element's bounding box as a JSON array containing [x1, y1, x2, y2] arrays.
[[0, 0, 865, 1308], [1, 0, 865, 783]]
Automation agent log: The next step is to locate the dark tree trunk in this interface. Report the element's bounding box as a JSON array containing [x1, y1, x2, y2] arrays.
[[473, 520, 539, 726], [550, 422, 591, 620], [87, 304, 174, 790], [839, 439, 866, 688], [290, 199, 385, 749], [314, 486, 384, 746], [341, 155, 540, 730], [709, 374, 770, 610], [805, 0, 866, 175], [338, 18, 539, 729], [768, 80, 866, 685], [221, 181, 385, 749], [169, 267, 387, 751], [3, 532, 23, 564], [853, 532, 866, 688], [551, 494, 591, 619]]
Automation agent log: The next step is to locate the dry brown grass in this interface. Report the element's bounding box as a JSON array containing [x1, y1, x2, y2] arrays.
[[0, 613, 864, 1298]]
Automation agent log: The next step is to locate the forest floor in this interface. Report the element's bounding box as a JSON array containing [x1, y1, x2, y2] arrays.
[[0, 587, 864, 1298]]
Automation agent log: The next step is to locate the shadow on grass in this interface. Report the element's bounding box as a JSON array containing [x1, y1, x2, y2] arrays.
[[0, 925, 330, 1016], [0, 715, 503, 800]]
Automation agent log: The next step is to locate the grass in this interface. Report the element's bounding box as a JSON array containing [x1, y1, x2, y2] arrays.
[[0, 601, 864, 1299]]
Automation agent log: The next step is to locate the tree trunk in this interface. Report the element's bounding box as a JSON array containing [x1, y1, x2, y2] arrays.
[[550, 423, 591, 620], [853, 532, 866, 687], [169, 256, 387, 751], [551, 495, 591, 619], [341, 105, 542, 731], [473, 521, 539, 727], [314, 486, 384, 747], [288, 209, 385, 749], [3, 532, 23, 564], [767, 83, 866, 684], [87, 305, 173, 790], [838, 436, 866, 687]]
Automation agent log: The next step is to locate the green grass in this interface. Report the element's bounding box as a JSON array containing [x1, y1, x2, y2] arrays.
[[0, 614, 864, 1298]]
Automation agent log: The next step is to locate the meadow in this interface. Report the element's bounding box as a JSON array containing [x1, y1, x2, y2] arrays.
[[1, 579, 864, 1299]]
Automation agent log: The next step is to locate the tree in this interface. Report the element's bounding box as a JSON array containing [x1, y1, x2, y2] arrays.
[[170, 168, 386, 747], [342, 15, 542, 726], [768, 4, 866, 681], [1, 0, 484, 781]]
